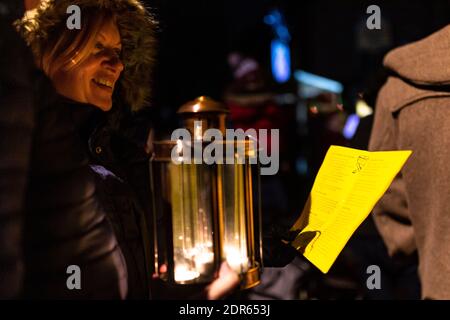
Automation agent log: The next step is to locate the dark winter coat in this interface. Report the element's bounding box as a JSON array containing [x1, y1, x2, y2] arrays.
[[78, 102, 154, 299], [1, 0, 157, 299], [0, 40, 129, 299]]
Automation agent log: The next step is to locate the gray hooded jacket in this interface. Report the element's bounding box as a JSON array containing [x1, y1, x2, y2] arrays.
[[369, 25, 450, 299]]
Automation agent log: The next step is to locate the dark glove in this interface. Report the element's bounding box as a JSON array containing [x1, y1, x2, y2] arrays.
[[262, 224, 300, 267]]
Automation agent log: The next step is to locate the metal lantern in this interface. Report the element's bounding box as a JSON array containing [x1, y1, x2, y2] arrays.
[[149, 96, 262, 289]]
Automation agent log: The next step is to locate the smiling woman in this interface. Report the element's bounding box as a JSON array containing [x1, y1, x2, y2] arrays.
[[34, 10, 124, 110], [17, 0, 158, 112], [10, 0, 241, 300], [10, 0, 159, 299]]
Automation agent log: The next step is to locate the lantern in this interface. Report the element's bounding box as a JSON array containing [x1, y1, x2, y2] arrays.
[[149, 96, 262, 289]]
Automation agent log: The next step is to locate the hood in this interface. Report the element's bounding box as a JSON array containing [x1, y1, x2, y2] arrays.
[[15, 0, 158, 112], [384, 24, 450, 86]]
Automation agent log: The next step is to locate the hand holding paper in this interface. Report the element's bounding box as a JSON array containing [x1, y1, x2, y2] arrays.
[[288, 145, 412, 273]]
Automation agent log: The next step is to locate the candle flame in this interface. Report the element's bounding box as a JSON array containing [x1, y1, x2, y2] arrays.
[[224, 246, 248, 272], [174, 265, 200, 282]]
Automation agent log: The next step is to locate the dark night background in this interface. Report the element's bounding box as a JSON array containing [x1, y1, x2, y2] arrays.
[[141, 0, 448, 299], [147, 0, 450, 109]]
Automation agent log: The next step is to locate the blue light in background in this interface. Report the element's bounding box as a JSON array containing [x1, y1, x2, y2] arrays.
[[343, 114, 360, 140], [265, 9, 292, 83], [264, 9, 291, 41], [275, 25, 290, 41], [294, 70, 344, 94], [296, 157, 309, 176], [271, 39, 291, 83], [264, 11, 278, 26]]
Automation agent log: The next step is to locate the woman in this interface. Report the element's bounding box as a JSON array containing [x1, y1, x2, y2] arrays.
[[15, 0, 238, 299]]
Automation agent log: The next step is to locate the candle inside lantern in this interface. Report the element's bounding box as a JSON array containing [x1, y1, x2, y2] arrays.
[[193, 247, 214, 265], [221, 161, 250, 274], [150, 97, 262, 289], [173, 243, 214, 283], [188, 243, 215, 273], [224, 245, 249, 272], [169, 160, 216, 283], [174, 264, 200, 282]]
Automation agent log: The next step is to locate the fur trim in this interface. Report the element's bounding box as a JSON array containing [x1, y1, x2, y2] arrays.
[[16, 0, 158, 111]]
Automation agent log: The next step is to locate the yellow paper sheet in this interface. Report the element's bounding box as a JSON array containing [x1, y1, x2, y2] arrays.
[[289, 145, 412, 273]]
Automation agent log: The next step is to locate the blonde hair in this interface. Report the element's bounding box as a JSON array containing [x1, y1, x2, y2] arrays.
[[40, 9, 117, 79], [17, 0, 158, 111]]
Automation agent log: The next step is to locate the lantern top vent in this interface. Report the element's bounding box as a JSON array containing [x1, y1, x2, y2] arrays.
[[177, 96, 229, 115]]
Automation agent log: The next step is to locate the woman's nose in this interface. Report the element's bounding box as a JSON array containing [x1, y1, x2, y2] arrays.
[[102, 51, 124, 74]]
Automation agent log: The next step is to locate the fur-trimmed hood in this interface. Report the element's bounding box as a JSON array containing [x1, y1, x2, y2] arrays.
[[16, 0, 158, 112]]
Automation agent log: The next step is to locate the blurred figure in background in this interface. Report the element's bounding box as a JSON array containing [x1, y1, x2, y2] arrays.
[[224, 52, 310, 300], [369, 25, 450, 299], [224, 52, 290, 227], [331, 68, 421, 300]]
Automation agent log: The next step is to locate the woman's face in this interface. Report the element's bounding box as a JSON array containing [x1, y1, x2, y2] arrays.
[[52, 19, 124, 111]]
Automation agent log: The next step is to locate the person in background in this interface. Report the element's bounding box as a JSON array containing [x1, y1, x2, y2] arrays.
[[223, 52, 308, 300], [369, 25, 450, 299]]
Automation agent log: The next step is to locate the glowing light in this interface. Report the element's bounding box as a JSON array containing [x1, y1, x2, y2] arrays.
[[310, 106, 319, 114], [295, 70, 343, 94], [194, 251, 214, 266], [264, 9, 291, 41], [194, 122, 202, 141], [355, 99, 373, 118], [174, 265, 199, 282], [271, 39, 291, 83], [343, 114, 360, 140], [185, 245, 215, 274], [224, 246, 248, 272]]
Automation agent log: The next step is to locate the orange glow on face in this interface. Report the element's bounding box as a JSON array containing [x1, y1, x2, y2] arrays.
[[51, 19, 124, 111]]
